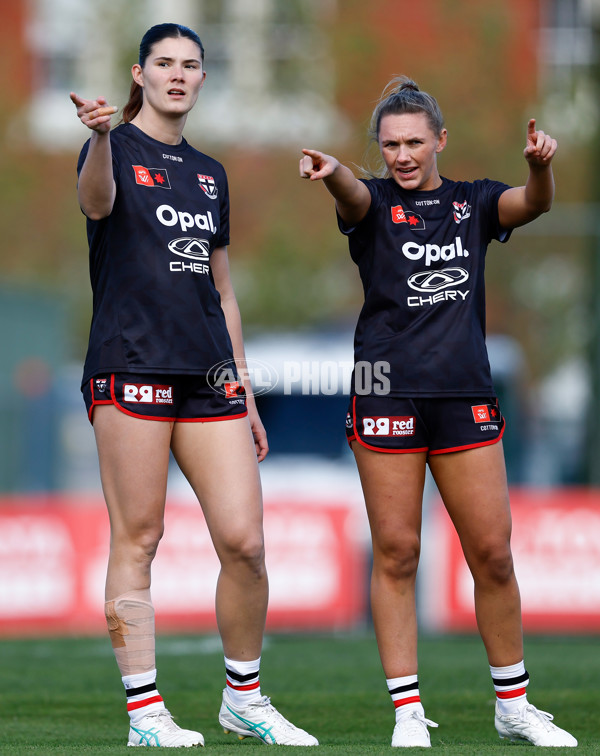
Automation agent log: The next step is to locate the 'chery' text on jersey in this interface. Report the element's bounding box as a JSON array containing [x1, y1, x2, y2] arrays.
[[77, 123, 233, 387], [339, 176, 512, 397]]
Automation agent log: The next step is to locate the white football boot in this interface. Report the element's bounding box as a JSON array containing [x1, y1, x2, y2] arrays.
[[495, 702, 577, 747], [128, 709, 204, 747], [218, 689, 318, 746]]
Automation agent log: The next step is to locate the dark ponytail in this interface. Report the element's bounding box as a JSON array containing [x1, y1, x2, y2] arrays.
[[120, 23, 205, 124], [122, 80, 144, 124]]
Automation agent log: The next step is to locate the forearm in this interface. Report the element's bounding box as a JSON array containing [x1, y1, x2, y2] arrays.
[[78, 131, 116, 219], [323, 162, 371, 225], [322, 161, 362, 203], [498, 164, 556, 229], [220, 294, 257, 406], [499, 118, 558, 228], [523, 163, 555, 215], [300, 148, 371, 225]]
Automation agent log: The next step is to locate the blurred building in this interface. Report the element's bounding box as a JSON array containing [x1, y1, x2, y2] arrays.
[[15, 0, 345, 150], [7, 1, 597, 150]]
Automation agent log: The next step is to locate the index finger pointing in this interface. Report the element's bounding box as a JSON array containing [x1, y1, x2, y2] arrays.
[[302, 148, 323, 159], [70, 91, 85, 107], [527, 118, 536, 137], [299, 154, 314, 177]]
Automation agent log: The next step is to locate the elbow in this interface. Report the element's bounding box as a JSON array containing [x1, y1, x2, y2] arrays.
[[78, 184, 116, 220], [79, 196, 114, 220], [84, 207, 111, 221], [532, 198, 553, 219], [536, 194, 554, 214], [524, 194, 554, 222]]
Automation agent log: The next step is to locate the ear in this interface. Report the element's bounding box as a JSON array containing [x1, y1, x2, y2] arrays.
[[436, 128, 448, 154], [131, 63, 144, 88]]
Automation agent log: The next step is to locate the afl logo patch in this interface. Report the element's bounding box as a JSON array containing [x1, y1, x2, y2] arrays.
[[407, 267, 469, 293], [168, 237, 210, 260], [198, 174, 218, 199], [391, 204, 425, 230], [132, 165, 171, 188]]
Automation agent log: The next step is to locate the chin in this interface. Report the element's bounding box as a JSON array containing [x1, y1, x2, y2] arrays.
[[394, 175, 420, 190]]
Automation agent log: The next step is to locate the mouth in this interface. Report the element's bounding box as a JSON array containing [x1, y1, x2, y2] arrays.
[[168, 88, 186, 98], [397, 166, 418, 178]]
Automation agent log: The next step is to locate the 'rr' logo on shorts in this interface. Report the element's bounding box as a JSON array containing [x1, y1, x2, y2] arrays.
[[123, 384, 174, 404], [362, 416, 415, 436]]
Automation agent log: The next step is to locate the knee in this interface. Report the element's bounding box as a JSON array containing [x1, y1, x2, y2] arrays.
[[136, 525, 164, 562], [112, 520, 164, 566], [470, 539, 515, 585], [373, 534, 421, 581], [220, 530, 266, 579]]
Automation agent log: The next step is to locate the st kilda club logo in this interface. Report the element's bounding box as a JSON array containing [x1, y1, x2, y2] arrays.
[[452, 200, 471, 224], [198, 174, 218, 199]]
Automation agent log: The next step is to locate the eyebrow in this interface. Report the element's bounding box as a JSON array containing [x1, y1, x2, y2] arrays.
[[153, 56, 202, 65], [381, 134, 425, 142]]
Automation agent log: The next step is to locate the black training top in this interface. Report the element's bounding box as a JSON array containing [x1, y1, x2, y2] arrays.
[[338, 176, 512, 397], [77, 123, 233, 387]]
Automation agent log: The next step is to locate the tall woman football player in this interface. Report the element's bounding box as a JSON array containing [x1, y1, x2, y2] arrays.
[[300, 77, 576, 749], [71, 23, 317, 748]]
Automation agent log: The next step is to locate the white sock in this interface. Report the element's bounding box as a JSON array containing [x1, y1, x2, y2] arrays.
[[490, 661, 529, 715], [387, 675, 425, 718], [224, 656, 261, 707], [122, 668, 166, 723]]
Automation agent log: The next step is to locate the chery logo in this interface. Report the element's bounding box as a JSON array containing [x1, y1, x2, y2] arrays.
[[168, 237, 210, 261], [407, 268, 469, 293]]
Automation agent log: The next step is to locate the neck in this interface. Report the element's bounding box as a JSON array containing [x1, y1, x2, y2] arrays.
[[130, 109, 187, 145]]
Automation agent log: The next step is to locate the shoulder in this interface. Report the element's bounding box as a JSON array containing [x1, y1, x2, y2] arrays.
[[183, 142, 227, 178], [442, 176, 511, 194], [103, 124, 132, 164], [107, 123, 130, 148], [360, 176, 395, 204], [440, 176, 512, 206]]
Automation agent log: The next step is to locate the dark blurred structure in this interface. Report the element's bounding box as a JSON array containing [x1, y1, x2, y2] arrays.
[[0, 285, 68, 490]]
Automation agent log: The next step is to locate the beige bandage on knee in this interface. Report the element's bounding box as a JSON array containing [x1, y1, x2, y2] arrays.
[[104, 589, 156, 676]]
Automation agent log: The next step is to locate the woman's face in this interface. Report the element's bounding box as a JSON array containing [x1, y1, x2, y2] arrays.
[[378, 111, 447, 192], [132, 36, 206, 118]]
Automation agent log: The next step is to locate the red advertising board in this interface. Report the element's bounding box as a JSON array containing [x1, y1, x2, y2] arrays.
[[3, 488, 598, 636], [0, 495, 367, 635], [428, 488, 600, 633]]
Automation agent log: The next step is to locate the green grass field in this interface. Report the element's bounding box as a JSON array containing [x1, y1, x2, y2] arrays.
[[0, 632, 596, 754]]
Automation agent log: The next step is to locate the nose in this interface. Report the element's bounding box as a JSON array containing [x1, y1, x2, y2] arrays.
[[396, 145, 411, 163]]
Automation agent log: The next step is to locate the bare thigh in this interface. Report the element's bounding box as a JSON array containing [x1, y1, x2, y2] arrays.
[[353, 444, 428, 555], [428, 442, 513, 572], [92, 405, 173, 595], [170, 417, 264, 559]]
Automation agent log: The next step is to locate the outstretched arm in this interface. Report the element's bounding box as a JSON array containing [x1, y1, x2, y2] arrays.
[[70, 92, 118, 220], [497, 119, 558, 230], [299, 148, 371, 226]]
